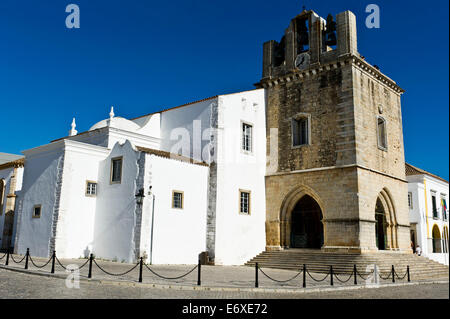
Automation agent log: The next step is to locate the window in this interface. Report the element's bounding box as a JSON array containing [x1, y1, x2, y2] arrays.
[[110, 157, 123, 184], [86, 181, 97, 197], [408, 192, 413, 209], [292, 116, 309, 147], [172, 191, 183, 209], [0, 179, 4, 215], [239, 190, 251, 215], [377, 116, 387, 150], [431, 192, 438, 219], [441, 196, 447, 221], [32, 205, 41, 218], [242, 123, 253, 152]]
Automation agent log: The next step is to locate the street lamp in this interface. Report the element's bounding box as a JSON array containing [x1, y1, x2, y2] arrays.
[[135, 188, 145, 206]]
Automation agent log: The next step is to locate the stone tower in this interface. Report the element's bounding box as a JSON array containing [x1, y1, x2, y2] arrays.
[[258, 10, 410, 253]]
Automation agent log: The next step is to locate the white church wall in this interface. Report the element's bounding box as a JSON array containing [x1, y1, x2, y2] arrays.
[[15, 144, 65, 257], [92, 140, 140, 263], [160, 98, 215, 163], [10, 166, 23, 249], [146, 154, 209, 265], [0, 166, 15, 248], [132, 113, 161, 139], [107, 128, 160, 150], [214, 89, 267, 265], [54, 141, 109, 258]]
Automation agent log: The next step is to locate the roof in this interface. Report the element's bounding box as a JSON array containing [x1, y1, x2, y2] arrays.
[[136, 146, 209, 167], [0, 152, 24, 165], [0, 157, 25, 170], [405, 163, 448, 184]]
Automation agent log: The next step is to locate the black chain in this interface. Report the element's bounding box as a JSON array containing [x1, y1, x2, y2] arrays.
[[378, 271, 392, 280], [93, 259, 140, 276], [55, 256, 67, 270], [77, 258, 90, 270], [9, 254, 26, 264], [333, 272, 354, 283], [144, 263, 198, 280], [356, 268, 374, 281], [306, 269, 330, 282], [394, 270, 408, 280], [0, 252, 7, 260], [29, 255, 52, 269], [258, 267, 303, 283]]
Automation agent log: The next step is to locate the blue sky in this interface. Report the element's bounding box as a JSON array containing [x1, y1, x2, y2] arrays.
[[0, 0, 448, 180]]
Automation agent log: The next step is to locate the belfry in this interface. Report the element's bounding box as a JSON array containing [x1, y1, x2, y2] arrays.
[[257, 9, 410, 253]]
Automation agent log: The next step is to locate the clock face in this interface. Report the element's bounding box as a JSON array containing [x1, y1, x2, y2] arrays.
[[295, 53, 310, 70]]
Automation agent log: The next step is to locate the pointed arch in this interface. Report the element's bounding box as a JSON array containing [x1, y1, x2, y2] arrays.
[[432, 224, 442, 253], [375, 187, 399, 250]]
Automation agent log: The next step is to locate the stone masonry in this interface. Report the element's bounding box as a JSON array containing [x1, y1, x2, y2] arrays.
[[258, 10, 410, 253]]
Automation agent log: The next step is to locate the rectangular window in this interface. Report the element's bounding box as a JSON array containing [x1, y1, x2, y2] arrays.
[[32, 205, 41, 218], [86, 181, 97, 197], [239, 190, 251, 215], [292, 117, 309, 146], [172, 191, 183, 209], [431, 192, 438, 219], [441, 196, 447, 221], [408, 192, 413, 209], [377, 116, 387, 150], [242, 123, 253, 152], [111, 157, 123, 184]]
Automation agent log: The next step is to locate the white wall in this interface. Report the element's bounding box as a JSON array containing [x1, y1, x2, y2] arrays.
[[92, 140, 140, 262], [0, 166, 15, 248], [145, 154, 209, 264], [214, 89, 267, 265]]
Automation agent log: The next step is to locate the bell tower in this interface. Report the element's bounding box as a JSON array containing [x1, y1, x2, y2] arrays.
[[258, 9, 411, 253]]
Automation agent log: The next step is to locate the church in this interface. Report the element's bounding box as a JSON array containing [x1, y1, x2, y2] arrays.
[[0, 9, 446, 266]]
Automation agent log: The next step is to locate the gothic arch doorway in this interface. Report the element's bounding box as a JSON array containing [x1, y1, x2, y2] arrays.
[[290, 195, 324, 248], [374, 188, 398, 250], [1, 210, 14, 251], [432, 224, 442, 253]]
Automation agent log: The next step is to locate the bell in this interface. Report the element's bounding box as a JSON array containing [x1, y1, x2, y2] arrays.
[[324, 32, 337, 46]]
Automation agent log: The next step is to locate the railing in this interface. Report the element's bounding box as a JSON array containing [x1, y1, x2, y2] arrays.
[[1, 248, 412, 289]]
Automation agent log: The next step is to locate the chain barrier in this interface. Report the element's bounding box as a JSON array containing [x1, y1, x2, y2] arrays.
[[55, 256, 68, 270], [93, 259, 140, 277], [144, 263, 198, 280], [333, 272, 354, 283], [258, 267, 303, 283], [29, 255, 52, 269], [394, 269, 408, 280], [306, 269, 330, 282], [9, 254, 26, 264], [355, 268, 374, 281], [0, 252, 7, 260], [378, 271, 392, 280]]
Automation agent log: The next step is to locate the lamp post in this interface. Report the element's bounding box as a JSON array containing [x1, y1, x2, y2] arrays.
[[135, 188, 145, 206], [149, 186, 155, 265]]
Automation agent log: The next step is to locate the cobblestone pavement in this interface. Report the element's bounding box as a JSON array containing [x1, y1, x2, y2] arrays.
[[0, 268, 448, 299], [2, 254, 445, 290]]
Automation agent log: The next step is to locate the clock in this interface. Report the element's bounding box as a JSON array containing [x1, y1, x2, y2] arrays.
[[295, 52, 310, 70]]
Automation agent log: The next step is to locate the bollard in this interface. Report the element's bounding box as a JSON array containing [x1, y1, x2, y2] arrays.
[[303, 264, 306, 288], [407, 265, 410, 282], [353, 264, 357, 285], [138, 257, 143, 283], [197, 259, 201, 286], [88, 254, 93, 279], [24, 248, 29, 270], [51, 251, 56, 274], [330, 265, 333, 286], [5, 249, 10, 266], [391, 265, 395, 283], [255, 263, 259, 288]]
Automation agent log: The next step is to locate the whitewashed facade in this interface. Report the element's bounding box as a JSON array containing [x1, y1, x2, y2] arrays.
[[5, 89, 266, 265], [407, 163, 449, 265]]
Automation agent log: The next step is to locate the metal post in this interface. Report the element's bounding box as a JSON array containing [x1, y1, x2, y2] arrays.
[[407, 265, 410, 282], [197, 259, 201, 286], [353, 264, 357, 285], [88, 254, 93, 279], [149, 194, 155, 265], [138, 257, 143, 283], [303, 264, 306, 288], [391, 265, 395, 283], [24, 248, 29, 269], [330, 265, 333, 286], [51, 251, 56, 274], [5, 249, 10, 266], [255, 263, 259, 288]]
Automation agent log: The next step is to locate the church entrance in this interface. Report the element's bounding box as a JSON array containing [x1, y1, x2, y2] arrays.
[[375, 199, 387, 250], [1, 211, 14, 252], [290, 195, 323, 248]]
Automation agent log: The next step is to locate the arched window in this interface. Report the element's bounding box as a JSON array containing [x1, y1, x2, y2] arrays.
[[377, 116, 387, 150], [432, 224, 442, 253], [0, 179, 5, 215]]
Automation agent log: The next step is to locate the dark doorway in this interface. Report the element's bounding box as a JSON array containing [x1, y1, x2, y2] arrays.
[[375, 199, 387, 250], [290, 195, 323, 248], [1, 210, 14, 252]]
